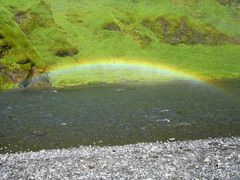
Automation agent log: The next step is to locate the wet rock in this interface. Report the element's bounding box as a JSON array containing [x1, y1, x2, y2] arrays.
[[20, 79, 30, 88], [21, 73, 50, 89]]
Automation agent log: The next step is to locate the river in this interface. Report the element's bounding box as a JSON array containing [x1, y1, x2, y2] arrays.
[[0, 79, 239, 153]]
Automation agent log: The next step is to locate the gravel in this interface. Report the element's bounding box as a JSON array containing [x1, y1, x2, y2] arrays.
[[0, 137, 240, 179]]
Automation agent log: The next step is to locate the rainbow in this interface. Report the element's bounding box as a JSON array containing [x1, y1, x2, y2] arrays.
[[47, 59, 204, 88]]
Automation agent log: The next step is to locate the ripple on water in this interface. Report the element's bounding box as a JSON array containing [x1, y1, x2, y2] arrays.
[[0, 79, 239, 153]]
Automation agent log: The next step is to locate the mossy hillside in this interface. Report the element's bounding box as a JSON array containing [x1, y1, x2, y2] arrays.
[[38, 0, 240, 78], [0, 0, 240, 89], [11, 1, 78, 61], [0, 8, 41, 88], [0, 0, 78, 88]]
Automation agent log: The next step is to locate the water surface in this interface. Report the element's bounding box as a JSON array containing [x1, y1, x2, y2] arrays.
[[0, 79, 240, 153]]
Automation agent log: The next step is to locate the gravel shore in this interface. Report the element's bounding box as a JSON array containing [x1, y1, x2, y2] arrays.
[[1, 137, 240, 179]]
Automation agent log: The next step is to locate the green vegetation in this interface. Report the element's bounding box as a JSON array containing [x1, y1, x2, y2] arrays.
[[0, 0, 240, 89]]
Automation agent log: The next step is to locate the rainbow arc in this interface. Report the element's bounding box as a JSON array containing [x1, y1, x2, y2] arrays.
[[47, 59, 203, 87]]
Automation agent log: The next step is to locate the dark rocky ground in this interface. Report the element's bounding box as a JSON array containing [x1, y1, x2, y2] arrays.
[[0, 137, 239, 179]]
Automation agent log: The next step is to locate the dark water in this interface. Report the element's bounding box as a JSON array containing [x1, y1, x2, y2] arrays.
[[0, 80, 240, 153]]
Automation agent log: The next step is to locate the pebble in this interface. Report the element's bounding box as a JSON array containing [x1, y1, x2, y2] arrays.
[[168, 138, 175, 141], [155, 118, 170, 123], [61, 123, 66, 126], [204, 156, 212, 163], [0, 137, 239, 179]]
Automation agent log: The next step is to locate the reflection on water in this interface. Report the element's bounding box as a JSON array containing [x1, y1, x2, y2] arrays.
[[0, 79, 240, 153]]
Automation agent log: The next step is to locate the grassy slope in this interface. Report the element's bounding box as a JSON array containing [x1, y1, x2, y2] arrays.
[[0, 0, 240, 88]]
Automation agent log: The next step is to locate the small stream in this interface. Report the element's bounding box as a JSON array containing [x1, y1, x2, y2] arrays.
[[0, 79, 240, 153]]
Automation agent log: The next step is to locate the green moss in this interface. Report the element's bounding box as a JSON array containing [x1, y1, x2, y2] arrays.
[[0, 41, 12, 58], [49, 38, 79, 57], [0, 82, 16, 90], [19, 63, 32, 71], [142, 16, 236, 45], [217, 0, 240, 6], [14, 1, 55, 35], [103, 22, 121, 31], [0, 6, 43, 67]]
